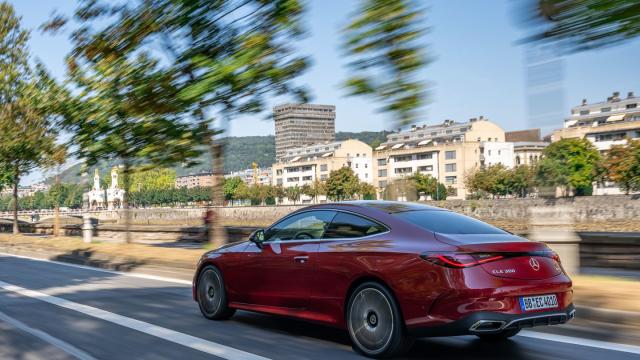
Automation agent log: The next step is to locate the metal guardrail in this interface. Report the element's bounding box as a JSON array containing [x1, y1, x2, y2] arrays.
[[577, 232, 640, 270]]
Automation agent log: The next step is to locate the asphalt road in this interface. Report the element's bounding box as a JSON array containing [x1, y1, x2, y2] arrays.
[[0, 254, 638, 360]]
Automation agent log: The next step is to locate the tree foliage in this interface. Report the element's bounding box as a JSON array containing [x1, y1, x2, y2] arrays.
[[128, 168, 177, 193], [410, 172, 447, 200], [342, 0, 427, 126], [0, 3, 66, 233], [285, 185, 302, 204], [601, 139, 640, 194], [0, 183, 84, 211], [466, 164, 536, 198], [536, 138, 600, 196], [522, 0, 640, 53], [326, 167, 361, 201]]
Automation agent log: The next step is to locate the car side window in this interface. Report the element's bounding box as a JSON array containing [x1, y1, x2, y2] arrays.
[[323, 212, 387, 239], [263, 211, 336, 242]]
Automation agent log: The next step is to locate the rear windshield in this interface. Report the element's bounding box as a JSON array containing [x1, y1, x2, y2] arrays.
[[394, 210, 508, 235]]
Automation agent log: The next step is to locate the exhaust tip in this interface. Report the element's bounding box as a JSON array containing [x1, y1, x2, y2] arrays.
[[469, 320, 506, 333]]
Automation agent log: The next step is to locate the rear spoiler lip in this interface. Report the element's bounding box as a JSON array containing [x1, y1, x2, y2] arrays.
[[434, 232, 532, 245]]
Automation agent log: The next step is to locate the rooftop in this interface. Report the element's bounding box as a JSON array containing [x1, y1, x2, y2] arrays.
[[337, 200, 446, 213]]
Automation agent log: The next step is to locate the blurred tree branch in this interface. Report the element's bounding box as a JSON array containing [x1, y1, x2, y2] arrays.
[[342, 0, 428, 127], [521, 0, 640, 53], [50, 0, 310, 247]]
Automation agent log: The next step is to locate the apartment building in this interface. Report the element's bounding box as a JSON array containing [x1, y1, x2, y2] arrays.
[[373, 117, 506, 199], [513, 142, 548, 166], [175, 172, 214, 188], [224, 167, 272, 186], [272, 139, 373, 203], [273, 104, 336, 162], [505, 129, 548, 166], [551, 91, 640, 194]]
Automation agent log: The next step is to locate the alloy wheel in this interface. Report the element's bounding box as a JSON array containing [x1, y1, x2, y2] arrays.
[[348, 288, 394, 355]]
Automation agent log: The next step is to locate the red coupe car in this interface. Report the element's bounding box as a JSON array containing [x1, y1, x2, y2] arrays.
[[193, 201, 574, 358]]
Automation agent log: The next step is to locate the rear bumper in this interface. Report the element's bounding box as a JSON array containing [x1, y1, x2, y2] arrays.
[[408, 303, 575, 337]]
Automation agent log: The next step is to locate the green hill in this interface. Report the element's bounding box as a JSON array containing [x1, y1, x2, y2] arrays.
[[47, 131, 389, 184]]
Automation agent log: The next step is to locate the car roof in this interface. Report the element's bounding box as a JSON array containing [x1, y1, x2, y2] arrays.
[[305, 200, 446, 214]]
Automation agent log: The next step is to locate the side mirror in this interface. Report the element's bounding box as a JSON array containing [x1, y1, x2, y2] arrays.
[[249, 229, 265, 248]]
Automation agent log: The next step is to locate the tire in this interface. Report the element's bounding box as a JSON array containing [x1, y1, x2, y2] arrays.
[[346, 282, 414, 358], [476, 328, 521, 341], [196, 265, 236, 320]]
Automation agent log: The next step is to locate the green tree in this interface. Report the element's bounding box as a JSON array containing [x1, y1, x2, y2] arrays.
[[508, 165, 536, 198], [234, 182, 250, 204], [285, 185, 301, 204], [222, 177, 244, 205], [0, 4, 65, 233], [536, 138, 600, 196], [273, 185, 287, 205], [129, 168, 177, 193], [523, 0, 640, 53], [248, 184, 270, 206], [410, 172, 448, 200], [358, 181, 376, 200], [466, 164, 536, 198], [343, 0, 427, 126], [59, 27, 207, 242], [50, 0, 310, 247], [301, 183, 314, 203], [601, 139, 640, 194], [326, 167, 361, 201]]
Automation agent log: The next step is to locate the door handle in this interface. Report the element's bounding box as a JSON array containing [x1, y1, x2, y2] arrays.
[[294, 256, 309, 264]]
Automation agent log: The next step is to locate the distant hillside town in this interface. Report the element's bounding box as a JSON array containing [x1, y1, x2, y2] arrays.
[[172, 91, 640, 203], [10, 90, 638, 209]]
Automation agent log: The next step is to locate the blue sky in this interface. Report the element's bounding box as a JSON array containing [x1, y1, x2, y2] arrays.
[[9, 0, 640, 184]]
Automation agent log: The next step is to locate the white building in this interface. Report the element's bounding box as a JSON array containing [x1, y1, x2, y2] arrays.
[[481, 142, 514, 168], [373, 117, 507, 199], [225, 167, 272, 186], [86, 168, 125, 210], [552, 91, 640, 195], [272, 139, 373, 203]]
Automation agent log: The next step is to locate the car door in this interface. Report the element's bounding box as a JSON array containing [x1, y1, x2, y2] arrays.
[[312, 211, 390, 313], [239, 210, 336, 309]]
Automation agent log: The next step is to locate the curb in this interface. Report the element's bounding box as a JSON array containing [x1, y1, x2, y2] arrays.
[[0, 244, 195, 281], [575, 305, 640, 324]]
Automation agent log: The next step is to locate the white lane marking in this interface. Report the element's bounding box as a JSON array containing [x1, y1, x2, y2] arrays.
[[0, 251, 192, 285], [519, 330, 640, 355], [0, 280, 269, 360], [0, 310, 97, 360], [5, 252, 640, 356]]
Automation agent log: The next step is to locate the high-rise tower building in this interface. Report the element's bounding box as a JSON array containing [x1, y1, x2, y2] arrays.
[[273, 104, 336, 161]]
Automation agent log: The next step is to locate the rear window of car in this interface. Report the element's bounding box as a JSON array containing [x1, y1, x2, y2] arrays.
[[394, 210, 507, 235], [323, 212, 387, 239]]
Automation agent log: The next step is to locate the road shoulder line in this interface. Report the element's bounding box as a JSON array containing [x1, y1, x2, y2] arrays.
[[0, 280, 269, 360], [520, 330, 640, 355], [0, 310, 97, 360], [0, 251, 192, 285]]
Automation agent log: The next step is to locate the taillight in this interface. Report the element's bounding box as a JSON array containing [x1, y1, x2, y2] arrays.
[[421, 249, 562, 268], [420, 253, 504, 268], [546, 250, 561, 263]]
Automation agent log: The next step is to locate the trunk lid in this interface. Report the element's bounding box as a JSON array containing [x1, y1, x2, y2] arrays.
[[434, 233, 563, 280]]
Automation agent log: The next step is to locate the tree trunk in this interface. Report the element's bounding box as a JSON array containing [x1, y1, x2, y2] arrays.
[[53, 172, 61, 237], [12, 165, 19, 234], [209, 135, 227, 248], [123, 161, 132, 244]]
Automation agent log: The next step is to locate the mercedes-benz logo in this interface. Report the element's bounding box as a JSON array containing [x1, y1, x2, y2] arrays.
[[529, 257, 540, 271]]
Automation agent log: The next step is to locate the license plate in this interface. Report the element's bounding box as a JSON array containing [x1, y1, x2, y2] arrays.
[[519, 294, 558, 312]]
